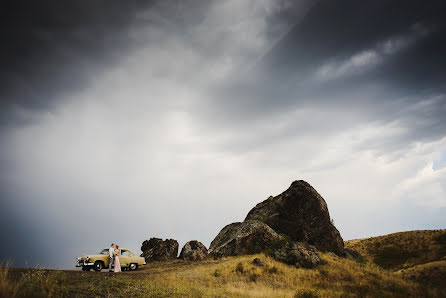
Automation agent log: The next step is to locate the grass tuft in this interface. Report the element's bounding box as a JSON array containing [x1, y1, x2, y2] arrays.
[[235, 262, 244, 274]]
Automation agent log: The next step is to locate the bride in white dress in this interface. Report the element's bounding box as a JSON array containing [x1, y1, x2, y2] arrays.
[[114, 245, 121, 272]]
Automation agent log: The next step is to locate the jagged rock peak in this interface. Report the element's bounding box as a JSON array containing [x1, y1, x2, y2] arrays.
[[245, 180, 344, 256]]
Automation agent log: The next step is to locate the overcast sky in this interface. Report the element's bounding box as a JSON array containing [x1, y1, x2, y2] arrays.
[[1, 0, 445, 269]]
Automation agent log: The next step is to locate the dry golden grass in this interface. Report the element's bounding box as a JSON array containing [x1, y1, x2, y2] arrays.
[[1, 253, 436, 297], [0, 262, 19, 297], [345, 229, 446, 271], [396, 260, 446, 294], [142, 253, 431, 297]]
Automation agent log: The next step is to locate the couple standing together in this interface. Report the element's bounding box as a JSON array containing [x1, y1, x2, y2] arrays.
[[108, 243, 121, 272]]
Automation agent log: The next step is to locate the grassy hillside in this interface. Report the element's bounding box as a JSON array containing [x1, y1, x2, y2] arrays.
[[345, 229, 446, 294], [345, 229, 446, 270], [1, 252, 438, 297]]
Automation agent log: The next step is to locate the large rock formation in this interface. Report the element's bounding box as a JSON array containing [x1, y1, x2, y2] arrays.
[[208, 220, 282, 257], [273, 241, 322, 268], [245, 180, 344, 256], [179, 240, 208, 261], [140, 238, 178, 262], [208, 219, 322, 268]]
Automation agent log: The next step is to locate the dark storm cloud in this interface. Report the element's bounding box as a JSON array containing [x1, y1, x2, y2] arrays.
[[203, 0, 446, 151], [0, 1, 137, 119], [1, 0, 445, 269], [257, 0, 446, 82], [0, 0, 182, 125]]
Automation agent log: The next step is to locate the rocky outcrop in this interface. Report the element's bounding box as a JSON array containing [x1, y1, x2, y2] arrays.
[[140, 238, 178, 262], [208, 219, 323, 268], [273, 242, 322, 268], [179, 240, 208, 261], [208, 220, 282, 257], [245, 180, 345, 256]]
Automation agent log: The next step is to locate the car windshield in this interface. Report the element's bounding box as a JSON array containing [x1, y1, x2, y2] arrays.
[[99, 249, 109, 255]]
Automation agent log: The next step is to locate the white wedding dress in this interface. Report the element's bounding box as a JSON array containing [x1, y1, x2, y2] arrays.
[[114, 250, 121, 272]]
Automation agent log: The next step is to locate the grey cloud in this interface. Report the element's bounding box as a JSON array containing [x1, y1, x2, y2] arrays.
[[0, 1, 145, 121], [197, 0, 446, 156], [1, 0, 446, 269]]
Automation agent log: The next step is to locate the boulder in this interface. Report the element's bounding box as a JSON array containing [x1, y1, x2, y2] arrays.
[[179, 240, 208, 261], [245, 180, 345, 256], [209, 219, 323, 268], [208, 220, 282, 257], [140, 238, 178, 262], [273, 241, 322, 268]]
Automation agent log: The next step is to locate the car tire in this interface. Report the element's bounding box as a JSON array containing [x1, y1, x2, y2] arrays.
[[94, 261, 103, 271], [82, 266, 90, 271], [129, 263, 138, 271]]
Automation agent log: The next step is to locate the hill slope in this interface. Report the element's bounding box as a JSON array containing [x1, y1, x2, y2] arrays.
[[345, 229, 446, 294], [345, 229, 446, 270]]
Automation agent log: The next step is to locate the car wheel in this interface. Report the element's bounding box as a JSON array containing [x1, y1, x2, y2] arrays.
[[94, 261, 103, 271], [129, 263, 138, 271], [82, 266, 90, 271]]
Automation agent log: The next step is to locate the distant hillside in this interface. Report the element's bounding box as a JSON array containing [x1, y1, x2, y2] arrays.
[[345, 230, 446, 270], [345, 229, 446, 294]]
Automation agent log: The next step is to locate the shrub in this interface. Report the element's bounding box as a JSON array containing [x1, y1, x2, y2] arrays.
[[248, 273, 260, 282], [212, 269, 221, 277], [235, 262, 244, 274], [294, 289, 319, 298], [264, 266, 279, 274]]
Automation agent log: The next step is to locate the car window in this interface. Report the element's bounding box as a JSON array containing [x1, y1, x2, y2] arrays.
[[100, 249, 109, 255], [121, 250, 130, 256]]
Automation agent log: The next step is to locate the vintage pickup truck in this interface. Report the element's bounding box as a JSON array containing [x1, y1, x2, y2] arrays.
[[76, 248, 145, 271]]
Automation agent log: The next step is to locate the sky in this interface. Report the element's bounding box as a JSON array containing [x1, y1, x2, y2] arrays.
[[1, 0, 445, 269]]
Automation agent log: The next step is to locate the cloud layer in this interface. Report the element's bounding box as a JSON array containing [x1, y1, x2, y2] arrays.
[[0, 0, 445, 268]]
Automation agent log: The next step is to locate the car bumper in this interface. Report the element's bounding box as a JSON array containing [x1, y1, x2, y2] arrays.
[[76, 261, 94, 267]]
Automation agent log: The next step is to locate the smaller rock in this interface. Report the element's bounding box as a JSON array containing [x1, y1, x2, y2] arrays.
[[273, 242, 322, 268], [179, 240, 208, 261], [140, 238, 179, 262], [252, 258, 265, 266]]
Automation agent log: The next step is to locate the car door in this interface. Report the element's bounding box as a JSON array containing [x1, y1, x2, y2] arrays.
[[118, 249, 131, 267]]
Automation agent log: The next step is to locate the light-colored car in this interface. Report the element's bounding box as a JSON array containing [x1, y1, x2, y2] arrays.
[[76, 248, 145, 271]]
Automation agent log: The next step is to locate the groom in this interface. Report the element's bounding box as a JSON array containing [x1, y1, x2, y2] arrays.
[[108, 243, 115, 272]]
